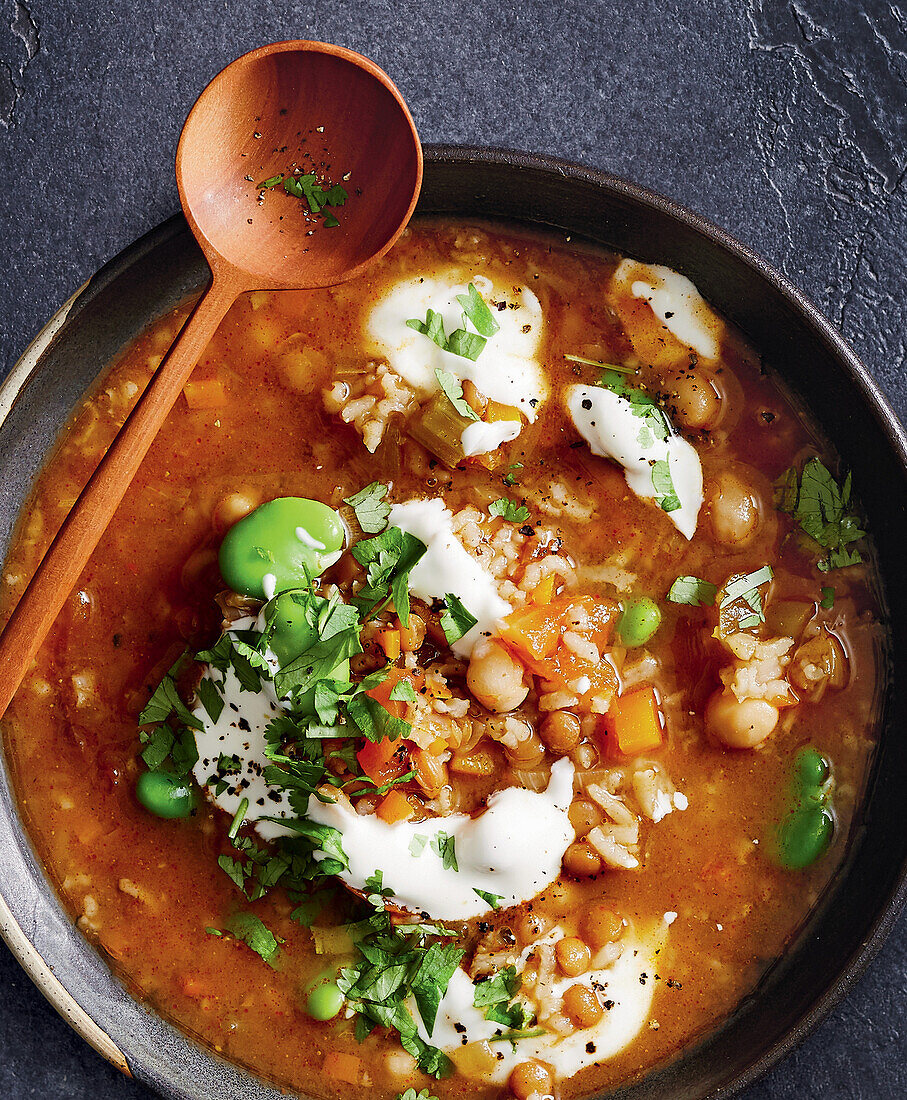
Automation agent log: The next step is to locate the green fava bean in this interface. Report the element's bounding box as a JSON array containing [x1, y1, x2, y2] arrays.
[[265, 593, 349, 713], [777, 805, 834, 870], [305, 980, 344, 1021], [136, 771, 196, 819], [219, 498, 345, 600], [617, 596, 662, 647], [794, 747, 830, 792]]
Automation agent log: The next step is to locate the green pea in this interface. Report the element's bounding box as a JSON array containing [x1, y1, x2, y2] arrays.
[[794, 748, 830, 792], [617, 596, 662, 647], [305, 980, 344, 1021], [218, 498, 345, 600], [265, 592, 349, 712], [136, 771, 196, 819], [777, 806, 834, 870]]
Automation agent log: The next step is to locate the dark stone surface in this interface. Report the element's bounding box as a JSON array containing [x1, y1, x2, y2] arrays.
[[0, 0, 905, 1097]]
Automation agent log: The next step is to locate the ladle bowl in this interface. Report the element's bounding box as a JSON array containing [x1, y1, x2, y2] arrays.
[[178, 41, 422, 287]]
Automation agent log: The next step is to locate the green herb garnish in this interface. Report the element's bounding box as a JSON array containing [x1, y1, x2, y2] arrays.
[[820, 586, 835, 609], [473, 888, 504, 909], [455, 283, 500, 337], [502, 463, 523, 487], [489, 497, 530, 523], [344, 481, 392, 534], [433, 831, 459, 871], [652, 459, 680, 513], [281, 172, 347, 227], [407, 284, 497, 362], [223, 911, 283, 967], [667, 576, 718, 607], [776, 458, 865, 572], [439, 594, 477, 646], [434, 369, 479, 421], [720, 565, 773, 628]]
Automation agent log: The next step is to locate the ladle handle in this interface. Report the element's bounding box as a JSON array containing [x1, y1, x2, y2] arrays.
[[0, 273, 241, 718]]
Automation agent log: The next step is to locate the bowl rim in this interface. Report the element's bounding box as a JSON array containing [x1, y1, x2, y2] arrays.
[[1, 141, 906, 1098]]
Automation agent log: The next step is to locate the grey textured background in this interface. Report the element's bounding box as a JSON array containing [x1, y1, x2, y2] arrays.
[[1, 0, 906, 1097]]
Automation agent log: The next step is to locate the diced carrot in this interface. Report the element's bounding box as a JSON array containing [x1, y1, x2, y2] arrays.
[[499, 604, 563, 662], [600, 686, 664, 756], [322, 1051, 361, 1084], [378, 629, 401, 661], [531, 573, 555, 605], [356, 735, 409, 787], [183, 379, 226, 409], [365, 667, 417, 717], [376, 789, 417, 824], [485, 399, 522, 423]]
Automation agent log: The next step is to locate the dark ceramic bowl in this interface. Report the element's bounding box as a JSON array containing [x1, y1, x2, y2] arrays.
[[1, 146, 906, 1100]]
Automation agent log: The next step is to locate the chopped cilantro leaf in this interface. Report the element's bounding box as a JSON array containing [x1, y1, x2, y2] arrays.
[[439, 594, 477, 646], [389, 678, 418, 703], [489, 497, 530, 523], [455, 283, 500, 338], [352, 526, 427, 628], [138, 654, 203, 730], [652, 460, 680, 513], [281, 172, 347, 227], [445, 329, 487, 361], [396, 1090, 439, 1100], [776, 458, 865, 572], [473, 965, 521, 1007], [196, 676, 224, 723], [224, 911, 282, 966], [434, 369, 480, 421], [720, 566, 773, 626], [337, 905, 462, 1076], [599, 370, 671, 444], [409, 834, 429, 857], [820, 586, 835, 610], [502, 463, 523, 487], [473, 888, 504, 910], [433, 831, 459, 871], [406, 308, 448, 349], [141, 727, 175, 772], [344, 481, 392, 534], [667, 576, 718, 607]]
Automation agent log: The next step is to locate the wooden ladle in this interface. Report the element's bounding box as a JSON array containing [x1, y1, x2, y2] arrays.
[[0, 40, 422, 716]]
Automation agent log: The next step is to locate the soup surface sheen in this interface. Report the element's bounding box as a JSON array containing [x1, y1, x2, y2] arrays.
[[1, 220, 882, 1100]]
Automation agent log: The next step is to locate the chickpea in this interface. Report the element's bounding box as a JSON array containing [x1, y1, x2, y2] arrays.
[[789, 631, 849, 702], [467, 640, 529, 713], [509, 1059, 553, 1100], [705, 687, 779, 749], [562, 982, 604, 1029], [515, 909, 552, 944], [540, 710, 581, 754], [563, 841, 602, 878], [670, 370, 721, 430], [706, 471, 761, 547], [505, 728, 547, 767], [556, 936, 591, 977], [412, 748, 448, 797], [568, 798, 602, 838], [582, 904, 624, 948], [212, 491, 258, 533], [399, 613, 426, 652]]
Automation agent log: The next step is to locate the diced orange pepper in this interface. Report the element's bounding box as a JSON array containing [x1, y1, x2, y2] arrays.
[[356, 735, 409, 787], [322, 1051, 361, 1084], [485, 399, 522, 423], [183, 379, 226, 409], [599, 686, 664, 756], [378, 629, 401, 661], [376, 789, 417, 824], [365, 667, 418, 718], [499, 603, 563, 663], [531, 573, 555, 605]]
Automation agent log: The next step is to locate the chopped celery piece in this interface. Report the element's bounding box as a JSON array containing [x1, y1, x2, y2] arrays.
[[407, 392, 472, 468]]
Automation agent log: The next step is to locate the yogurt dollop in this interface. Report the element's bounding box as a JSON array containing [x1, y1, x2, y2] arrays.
[[566, 384, 703, 539], [308, 758, 575, 918], [388, 498, 511, 657], [366, 272, 548, 424]]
